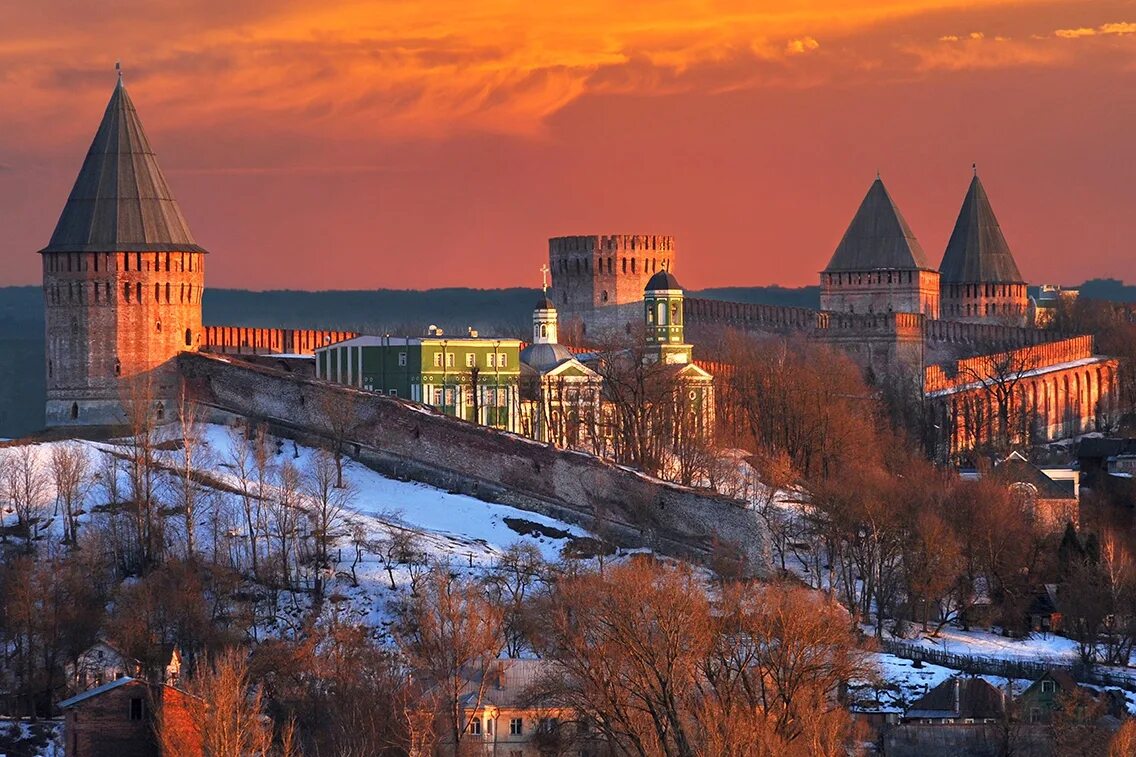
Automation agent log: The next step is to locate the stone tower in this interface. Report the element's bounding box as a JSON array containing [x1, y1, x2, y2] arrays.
[[40, 74, 206, 426], [548, 234, 675, 340], [938, 173, 1028, 324], [643, 270, 692, 365], [820, 178, 940, 319]]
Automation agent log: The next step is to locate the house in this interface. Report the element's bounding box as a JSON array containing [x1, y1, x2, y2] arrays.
[[441, 659, 610, 757], [1018, 671, 1126, 725], [1026, 584, 1062, 634], [314, 331, 524, 431], [988, 452, 1079, 531], [1078, 437, 1136, 489], [58, 677, 201, 757], [66, 642, 181, 694], [903, 676, 1007, 724]]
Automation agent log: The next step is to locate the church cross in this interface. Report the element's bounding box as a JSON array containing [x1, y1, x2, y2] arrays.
[[540, 264, 550, 293]]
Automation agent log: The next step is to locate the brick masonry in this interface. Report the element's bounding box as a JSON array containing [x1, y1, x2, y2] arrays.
[[549, 235, 676, 338], [43, 251, 205, 426], [177, 352, 769, 573]]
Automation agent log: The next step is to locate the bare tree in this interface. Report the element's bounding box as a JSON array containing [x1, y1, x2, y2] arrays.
[[120, 376, 165, 570], [486, 542, 545, 657], [228, 422, 274, 579], [304, 448, 353, 597], [394, 564, 505, 757], [168, 383, 212, 561], [158, 648, 280, 756], [4, 445, 49, 549], [50, 442, 90, 545], [267, 460, 303, 590], [956, 346, 1041, 455], [316, 390, 362, 488]]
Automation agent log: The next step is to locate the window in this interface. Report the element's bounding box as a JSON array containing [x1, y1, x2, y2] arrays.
[[398, 352, 407, 367], [130, 697, 145, 720], [445, 352, 455, 368], [433, 388, 443, 404], [466, 352, 476, 367], [497, 353, 508, 367], [433, 352, 444, 368], [1042, 680, 1055, 693], [389, 389, 397, 397], [510, 718, 523, 735], [469, 719, 482, 735], [185, 329, 192, 347], [487, 353, 496, 368]]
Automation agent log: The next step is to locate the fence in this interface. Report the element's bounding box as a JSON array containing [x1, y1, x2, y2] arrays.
[[880, 639, 1136, 693]]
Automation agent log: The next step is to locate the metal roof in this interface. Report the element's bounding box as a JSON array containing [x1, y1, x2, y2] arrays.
[[58, 676, 139, 709], [40, 77, 206, 254], [645, 270, 683, 291], [938, 175, 1023, 284], [520, 342, 576, 372], [824, 178, 932, 272]]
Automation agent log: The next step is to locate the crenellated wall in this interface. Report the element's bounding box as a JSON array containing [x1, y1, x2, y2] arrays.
[[923, 335, 1119, 457], [924, 336, 1096, 394], [201, 326, 358, 356], [683, 297, 818, 332]]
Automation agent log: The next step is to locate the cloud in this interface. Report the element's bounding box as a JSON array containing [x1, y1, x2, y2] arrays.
[[907, 33, 1064, 71], [786, 37, 820, 55], [1055, 21, 1136, 39], [0, 0, 1124, 145]]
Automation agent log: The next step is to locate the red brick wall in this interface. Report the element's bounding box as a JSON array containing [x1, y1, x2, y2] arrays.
[[201, 326, 357, 356]]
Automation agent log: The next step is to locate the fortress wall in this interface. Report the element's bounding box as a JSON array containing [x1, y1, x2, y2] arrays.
[[924, 335, 1096, 393], [177, 352, 769, 574], [202, 326, 358, 356], [922, 319, 1057, 362], [683, 297, 818, 333]]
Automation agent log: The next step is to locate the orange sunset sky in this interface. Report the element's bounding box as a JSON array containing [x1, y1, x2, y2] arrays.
[[0, 0, 1133, 291]]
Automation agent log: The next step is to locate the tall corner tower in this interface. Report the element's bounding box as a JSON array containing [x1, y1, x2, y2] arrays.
[[938, 172, 1028, 324], [40, 73, 207, 426], [548, 234, 675, 341], [820, 177, 940, 319]]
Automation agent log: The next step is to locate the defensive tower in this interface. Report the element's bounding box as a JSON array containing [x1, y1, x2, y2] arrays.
[[938, 172, 1028, 324], [820, 177, 940, 319], [40, 72, 206, 426], [548, 234, 675, 339]]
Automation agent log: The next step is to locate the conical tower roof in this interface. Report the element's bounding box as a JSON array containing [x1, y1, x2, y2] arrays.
[[939, 175, 1022, 284], [824, 177, 930, 272], [40, 76, 205, 254]]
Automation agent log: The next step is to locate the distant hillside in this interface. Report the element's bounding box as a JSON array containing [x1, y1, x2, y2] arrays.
[[1077, 279, 1136, 303]]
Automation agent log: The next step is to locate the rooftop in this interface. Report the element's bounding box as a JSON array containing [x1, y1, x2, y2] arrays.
[[41, 76, 205, 254], [824, 177, 932, 273], [939, 174, 1024, 284]]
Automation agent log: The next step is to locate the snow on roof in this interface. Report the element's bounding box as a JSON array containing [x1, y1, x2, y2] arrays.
[[58, 676, 138, 709]]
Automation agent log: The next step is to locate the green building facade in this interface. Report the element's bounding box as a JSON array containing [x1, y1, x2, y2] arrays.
[[314, 335, 523, 431]]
